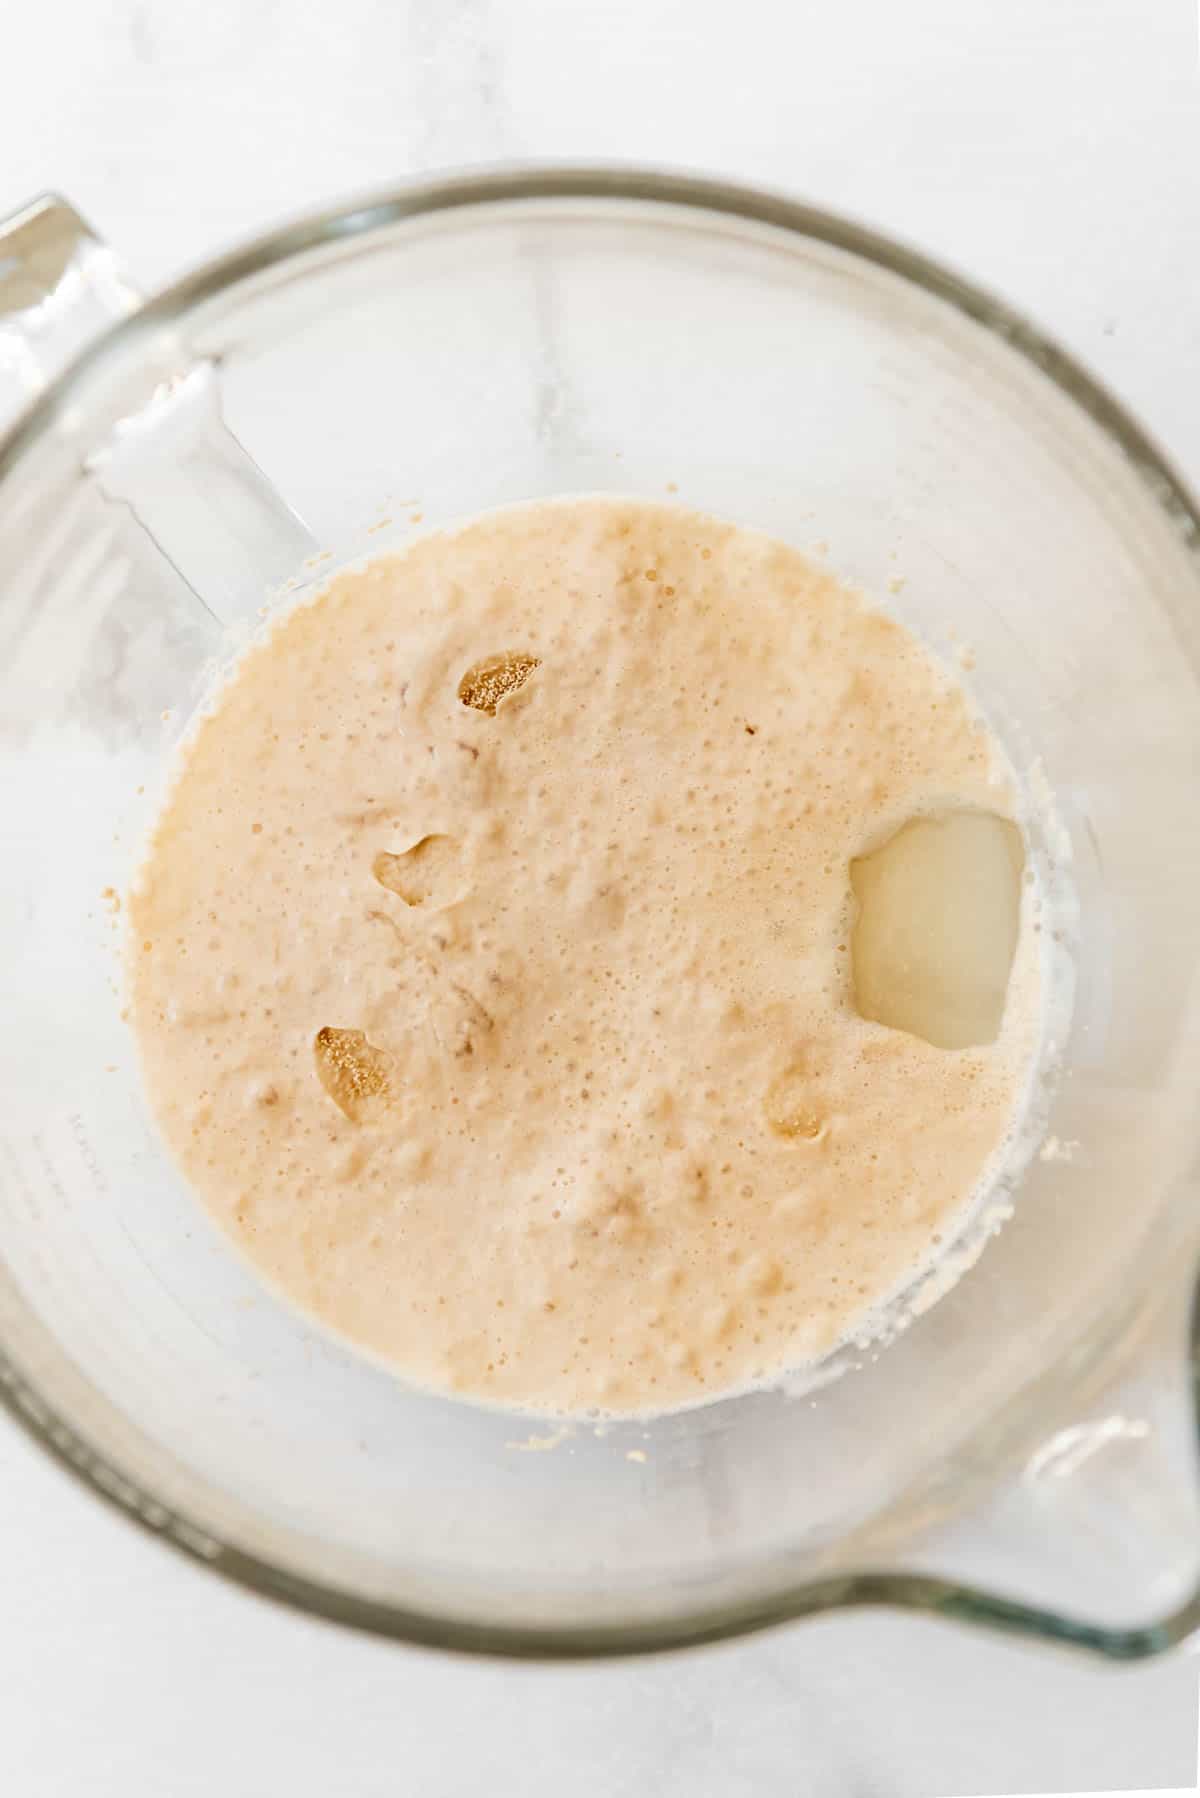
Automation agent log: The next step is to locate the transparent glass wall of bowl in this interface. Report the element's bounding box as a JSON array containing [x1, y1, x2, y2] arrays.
[[1, 189, 1199, 1639]]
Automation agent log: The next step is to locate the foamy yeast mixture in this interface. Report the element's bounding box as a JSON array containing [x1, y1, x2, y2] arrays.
[[128, 499, 1040, 1415]]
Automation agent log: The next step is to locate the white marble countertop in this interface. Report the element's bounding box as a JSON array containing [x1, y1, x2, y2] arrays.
[[2, 1, 1199, 1792]]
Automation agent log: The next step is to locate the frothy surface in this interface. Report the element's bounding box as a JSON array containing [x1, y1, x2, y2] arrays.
[[128, 499, 1040, 1414]]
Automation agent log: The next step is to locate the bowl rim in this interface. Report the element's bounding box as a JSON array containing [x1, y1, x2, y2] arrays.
[[3, 161, 1200, 1662]]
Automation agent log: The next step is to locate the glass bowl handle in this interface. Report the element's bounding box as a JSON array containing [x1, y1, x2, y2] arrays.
[[0, 193, 315, 615]]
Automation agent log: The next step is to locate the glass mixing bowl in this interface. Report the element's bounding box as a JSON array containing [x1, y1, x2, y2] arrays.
[[2, 169, 1200, 1660]]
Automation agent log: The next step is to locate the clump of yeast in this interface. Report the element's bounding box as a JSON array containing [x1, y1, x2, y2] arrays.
[[457, 651, 541, 714]]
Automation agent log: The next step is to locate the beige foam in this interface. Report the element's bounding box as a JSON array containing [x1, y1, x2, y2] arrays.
[[127, 497, 1041, 1416]]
